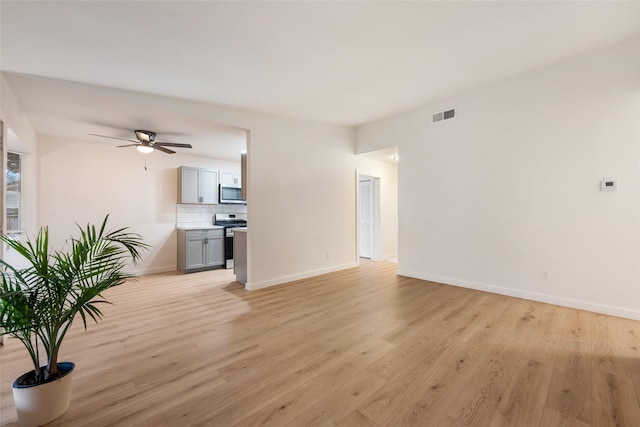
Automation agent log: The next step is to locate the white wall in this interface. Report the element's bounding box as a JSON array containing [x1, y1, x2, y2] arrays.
[[100, 91, 360, 289], [37, 134, 242, 274], [356, 37, 640, 319], [0, 74, 38, 234], [0, 74, 39, 268], [245, 120, 357, 289], [31, 90, 360, 288]]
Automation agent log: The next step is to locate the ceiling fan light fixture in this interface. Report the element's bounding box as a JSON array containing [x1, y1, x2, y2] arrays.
[[91, 129, 190, 155], [135, 130, 155, 143], [136, 145, 154, 154]]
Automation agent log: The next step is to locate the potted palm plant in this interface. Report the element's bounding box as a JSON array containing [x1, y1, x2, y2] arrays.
[[0, 216, 148, 427]]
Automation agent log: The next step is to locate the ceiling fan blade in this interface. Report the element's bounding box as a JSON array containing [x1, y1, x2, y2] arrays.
[[89, 133, 138, 143], [154, 142, 193, 148], [154, 145, 176, 154], [93, 130, 190, 154]]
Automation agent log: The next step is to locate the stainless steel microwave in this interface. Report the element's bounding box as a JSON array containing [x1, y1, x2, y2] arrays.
[[219, 184, 246, 204]]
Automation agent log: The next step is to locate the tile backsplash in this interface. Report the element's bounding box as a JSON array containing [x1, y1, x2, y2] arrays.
[[176, 204, 247, 227]]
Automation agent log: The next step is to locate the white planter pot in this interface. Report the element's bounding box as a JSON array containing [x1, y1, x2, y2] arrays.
[[12, 362, 75, 427]]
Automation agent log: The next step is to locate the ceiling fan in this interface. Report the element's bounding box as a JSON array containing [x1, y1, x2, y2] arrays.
[[89, 130, 192, 154]]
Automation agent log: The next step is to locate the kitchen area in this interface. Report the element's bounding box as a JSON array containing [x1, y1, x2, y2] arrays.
[[175, 153, 248, 285]]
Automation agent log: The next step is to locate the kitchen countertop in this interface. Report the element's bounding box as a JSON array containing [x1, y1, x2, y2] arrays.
[[233, 227, 247, 232], [176, 225, 224, 230]]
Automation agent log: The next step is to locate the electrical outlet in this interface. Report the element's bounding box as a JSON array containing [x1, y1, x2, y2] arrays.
[[541, 270, 551, 281]]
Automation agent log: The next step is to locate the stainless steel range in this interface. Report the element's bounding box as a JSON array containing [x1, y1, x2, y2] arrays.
[[214, 213, 247, 269]]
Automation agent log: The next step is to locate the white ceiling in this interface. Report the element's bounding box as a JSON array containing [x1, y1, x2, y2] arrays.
[[360, 146, 399, 165], [1, 1, 639, 156], [2, 73, 248, 161]]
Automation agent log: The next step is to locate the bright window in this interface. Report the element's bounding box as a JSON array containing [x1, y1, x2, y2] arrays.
[[6, 152, 21, 231]]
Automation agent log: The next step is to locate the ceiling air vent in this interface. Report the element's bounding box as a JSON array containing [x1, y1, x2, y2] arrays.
[[432, 109, 455, 123]]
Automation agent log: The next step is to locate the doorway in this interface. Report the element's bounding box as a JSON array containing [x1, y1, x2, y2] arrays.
[[358, 174, 380, 261]]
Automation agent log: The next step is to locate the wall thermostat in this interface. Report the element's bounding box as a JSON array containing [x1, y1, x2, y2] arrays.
[[600, 177, 617, 192]]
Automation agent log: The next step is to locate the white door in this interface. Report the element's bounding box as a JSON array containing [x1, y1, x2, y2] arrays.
[[359, 179, 374, 259]]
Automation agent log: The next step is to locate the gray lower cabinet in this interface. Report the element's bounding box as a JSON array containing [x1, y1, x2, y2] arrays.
[[177, 228, 224, 273]]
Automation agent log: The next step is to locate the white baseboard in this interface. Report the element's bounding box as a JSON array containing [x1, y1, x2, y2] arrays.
[[247, 262, 358, 291], [125, 265, 177, 277], [398, 269, 640, 321], [381, 255, 398, 263]]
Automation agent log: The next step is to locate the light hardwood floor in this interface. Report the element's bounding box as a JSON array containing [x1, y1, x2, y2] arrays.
[[2, 261, 640, 426]]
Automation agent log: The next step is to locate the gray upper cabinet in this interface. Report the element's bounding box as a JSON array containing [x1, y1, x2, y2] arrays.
[[179, 166, 200, 203], [219, 170, 241, 186], [178, 166, 219, 204], [200, 169, 218, 203]]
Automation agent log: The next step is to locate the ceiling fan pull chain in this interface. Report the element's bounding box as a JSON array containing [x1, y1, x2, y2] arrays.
[[144, 155, 148, 171]]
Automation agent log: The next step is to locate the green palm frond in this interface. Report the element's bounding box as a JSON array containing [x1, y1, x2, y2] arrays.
[[0, 215, 148, 382]]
